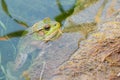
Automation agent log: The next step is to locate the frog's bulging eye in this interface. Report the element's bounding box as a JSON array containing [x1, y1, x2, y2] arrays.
[[44, 24, 51, 31]]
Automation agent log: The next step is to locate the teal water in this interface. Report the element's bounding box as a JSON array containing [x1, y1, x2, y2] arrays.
[[1, 0, 119, 80], [0, 0, 75, 79]]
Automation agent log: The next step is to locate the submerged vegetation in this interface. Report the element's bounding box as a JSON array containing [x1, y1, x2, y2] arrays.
[[54, 0, 75, 23], [74, 0, 99, 13], [1, 0, 29, 28]]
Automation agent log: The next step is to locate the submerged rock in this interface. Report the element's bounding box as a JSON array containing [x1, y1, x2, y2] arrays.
[[51, 9, 120, 80]]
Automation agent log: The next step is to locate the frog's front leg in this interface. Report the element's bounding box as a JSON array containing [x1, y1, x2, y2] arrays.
[[14, 44, 37, 70], [14, 53, 28, 70]]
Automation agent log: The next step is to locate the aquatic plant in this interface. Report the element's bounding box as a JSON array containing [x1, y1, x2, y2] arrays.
[[1, 0, 29, 28]]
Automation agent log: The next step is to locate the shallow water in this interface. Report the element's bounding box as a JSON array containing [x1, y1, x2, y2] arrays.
[[0, 0, 75, 79], [6, 32, 84, 80], [0, 0, 119, 80]]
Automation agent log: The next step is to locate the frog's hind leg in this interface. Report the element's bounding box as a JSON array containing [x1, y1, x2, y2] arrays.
[[22, 62, 46, 80], [23, 61, 46, 80]]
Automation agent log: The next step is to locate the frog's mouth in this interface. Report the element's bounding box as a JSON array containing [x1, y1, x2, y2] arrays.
[[44, 29, 62, 41], [32, 28, 62, 42]]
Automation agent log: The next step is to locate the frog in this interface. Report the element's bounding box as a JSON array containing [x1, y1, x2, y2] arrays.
[[28, 17, 62, 41], [6, 16, 84, 80], [7, 10, 98, 80], [10, 17, 62, 71]]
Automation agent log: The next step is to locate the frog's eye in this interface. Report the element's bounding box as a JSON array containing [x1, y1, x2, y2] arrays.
[[44, 24, 51, 31]]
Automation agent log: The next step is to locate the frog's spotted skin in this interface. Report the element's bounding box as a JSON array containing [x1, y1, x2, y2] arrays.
[[12, 18, 61, 71]]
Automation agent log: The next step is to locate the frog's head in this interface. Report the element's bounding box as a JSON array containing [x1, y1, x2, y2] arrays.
[[31, 18, 62, 41]]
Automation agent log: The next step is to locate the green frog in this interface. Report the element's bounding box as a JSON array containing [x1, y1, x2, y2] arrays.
[[7, 17, 84, 80], [12, 17, 62, 71]]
